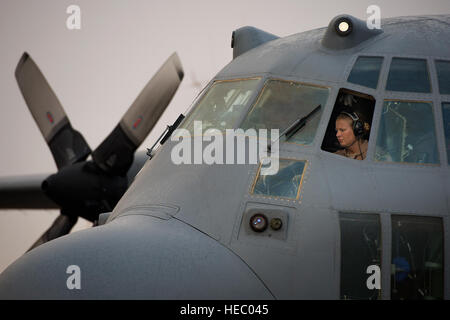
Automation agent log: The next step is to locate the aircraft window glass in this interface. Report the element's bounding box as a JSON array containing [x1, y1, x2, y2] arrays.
[[435, 60, 450, 94], [339, 213, 381, 300], [321, 88, 375, 159], [251, 159, 306, 199], [347, 56, 383, 89], [182, 78, 260, 133], [375, 101, 439, 164], [391, 215, 443, 300], [241, 80, 329, 145], [442, 102, 450, 164], [386, 58, 431, 93]]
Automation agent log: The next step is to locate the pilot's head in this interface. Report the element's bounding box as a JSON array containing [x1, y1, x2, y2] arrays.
[[335, 111, 367, 148]]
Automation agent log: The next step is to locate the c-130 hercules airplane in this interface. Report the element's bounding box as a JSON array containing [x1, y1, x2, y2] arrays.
[[0, 13, 449, 300]]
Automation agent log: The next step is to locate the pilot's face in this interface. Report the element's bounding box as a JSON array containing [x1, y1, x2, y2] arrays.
[[335, 118, 356, 148]]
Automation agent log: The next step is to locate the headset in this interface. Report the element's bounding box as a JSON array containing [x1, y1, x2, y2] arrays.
[[339, 111, 365, 137]]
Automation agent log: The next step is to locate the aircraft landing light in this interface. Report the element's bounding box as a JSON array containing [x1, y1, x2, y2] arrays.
[[339, 22, 349, 32], [250, 213, 268, 233], [335, 17, 353, 36]]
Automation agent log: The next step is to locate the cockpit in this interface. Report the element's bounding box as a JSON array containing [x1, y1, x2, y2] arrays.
[[181, 78, 329, 146], [175, 54, 450, 300], [181, 53, 450, 168]]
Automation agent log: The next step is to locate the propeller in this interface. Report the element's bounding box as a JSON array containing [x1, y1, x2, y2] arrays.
[[92, 52, 184, 175], [15, 53, 91, 169], [11, 52, 184, 251]]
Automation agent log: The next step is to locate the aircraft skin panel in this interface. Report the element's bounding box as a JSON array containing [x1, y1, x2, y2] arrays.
[[112, 137, 257, 244], [218, 16, 450, 84], [0, 215, 273, 299], [230, 206, 339, 299], [322, 155, 448, 215]]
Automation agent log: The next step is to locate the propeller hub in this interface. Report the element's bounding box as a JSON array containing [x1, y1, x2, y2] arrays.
[[42, 161, 128, 221]]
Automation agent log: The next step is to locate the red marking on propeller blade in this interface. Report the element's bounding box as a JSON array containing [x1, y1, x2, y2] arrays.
[[133, 116, 143, 129], [46, 112, 54, 124]]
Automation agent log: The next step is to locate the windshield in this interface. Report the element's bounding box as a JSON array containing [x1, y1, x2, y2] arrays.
[[241, 80, 329, 145], [182, 78, 260, 133]]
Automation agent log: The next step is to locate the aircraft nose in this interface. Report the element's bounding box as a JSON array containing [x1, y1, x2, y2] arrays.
[[0, 214, 273, 299]]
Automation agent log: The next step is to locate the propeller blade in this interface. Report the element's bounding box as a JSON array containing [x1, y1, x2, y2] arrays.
[[92, 52, 184, 175], [0, 174, 58, 209], [15, 52, 91, 169], [27, 214, 78, 252]]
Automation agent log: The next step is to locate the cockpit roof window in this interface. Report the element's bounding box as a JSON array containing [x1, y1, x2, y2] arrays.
[[181, 78, 260, 133], [241, 79, 329, 145], [435, 60, 450, 95], [386, 58, 431, 93], [347, 56, 383, 89]]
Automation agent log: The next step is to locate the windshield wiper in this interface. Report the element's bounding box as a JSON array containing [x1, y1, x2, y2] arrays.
[[147, 113, 185, 159], [268, 104, 321, 152]]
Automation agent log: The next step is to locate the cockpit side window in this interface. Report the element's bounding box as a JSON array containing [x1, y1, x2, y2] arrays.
[[339, 212, 381, 300], [241, 80, 329, 145], [391, 215, 443, 300], [375, 100, 439, 164], [347, 56, 384, 89], [181, 78, 260, 133], [386, 58, 431, 93], [435, 60, 450, 95], [321, 88, 375, 160]]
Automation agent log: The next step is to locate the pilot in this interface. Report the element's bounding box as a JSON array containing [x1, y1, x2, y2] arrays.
[[334, 111, 369, 160]]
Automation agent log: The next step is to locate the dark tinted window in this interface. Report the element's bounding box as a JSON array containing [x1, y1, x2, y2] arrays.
[[386, 58, 431, 93], [391, 216, 443, 300], [442, 102, 450, 164], [348, 56, 383, 89], [340, 213, 381, 300], [435, 60, 450, 94]]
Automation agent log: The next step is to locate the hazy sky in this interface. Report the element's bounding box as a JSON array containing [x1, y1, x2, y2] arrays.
[[1, 0, 449, 272]]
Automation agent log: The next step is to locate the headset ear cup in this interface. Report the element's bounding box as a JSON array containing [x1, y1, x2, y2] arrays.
[[353, 120, 364, 137]]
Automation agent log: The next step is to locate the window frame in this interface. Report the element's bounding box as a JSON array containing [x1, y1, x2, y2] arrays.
[[435, 59, 450, 95], [338, 211, 383, 300], [441, 101, 450, 165], [347, 55, 384, 90], [320, 87, 376, 160], [241, 78, 331, 147], [180, 77, 263, 135], [249, 158, 308, 201], [390, 214, 445, 300], [373, 99, 441, 167], [385, 57, 433, 94]]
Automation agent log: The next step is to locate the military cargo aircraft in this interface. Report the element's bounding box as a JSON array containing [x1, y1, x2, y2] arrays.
[[0, 13, 449, 300]]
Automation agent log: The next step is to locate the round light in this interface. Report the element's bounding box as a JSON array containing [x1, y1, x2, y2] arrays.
[[270, 218, 283, 231], [338, 21, 349, 32], [250, 214, 268, 233], [334, 17, 353, 36]]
